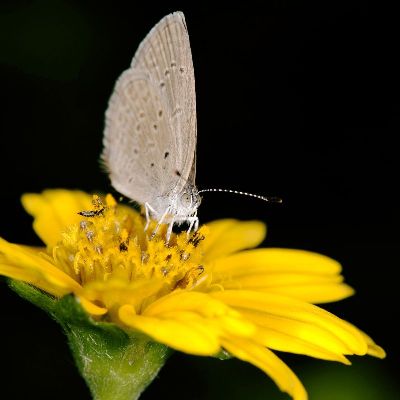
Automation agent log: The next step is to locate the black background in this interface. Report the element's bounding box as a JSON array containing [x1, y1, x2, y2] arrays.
[[0, 1, 399, 399]]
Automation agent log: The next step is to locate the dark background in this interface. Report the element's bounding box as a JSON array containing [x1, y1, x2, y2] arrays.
[[0, 1, 398, 399]]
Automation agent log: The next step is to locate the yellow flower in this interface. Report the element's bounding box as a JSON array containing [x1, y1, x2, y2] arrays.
[[0, 189, 385, 400]]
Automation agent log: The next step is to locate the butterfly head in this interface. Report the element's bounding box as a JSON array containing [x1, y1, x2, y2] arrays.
[[177, 184, 201, 216]]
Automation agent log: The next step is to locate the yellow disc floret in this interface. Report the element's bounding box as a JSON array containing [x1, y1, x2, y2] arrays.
[[51, 195, 209, 311]]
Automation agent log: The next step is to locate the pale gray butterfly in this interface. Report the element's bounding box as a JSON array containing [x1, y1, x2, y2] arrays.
[[102, 12, 200, 241], [102, 11, 279, 242]]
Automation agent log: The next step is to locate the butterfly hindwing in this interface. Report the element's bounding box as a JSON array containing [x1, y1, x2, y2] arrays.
[[103, 70, 178, 204]]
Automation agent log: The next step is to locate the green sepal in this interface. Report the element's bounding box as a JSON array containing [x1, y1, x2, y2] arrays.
[[215, 348, 233, 360], [8, 279, 172, 400], [8, 278, 58, 314]]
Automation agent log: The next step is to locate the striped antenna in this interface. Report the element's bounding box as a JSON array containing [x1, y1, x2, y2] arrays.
[[198, 188, 282, 203]]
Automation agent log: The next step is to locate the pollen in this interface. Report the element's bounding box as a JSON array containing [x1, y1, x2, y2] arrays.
[[53, 195, 209, 294]]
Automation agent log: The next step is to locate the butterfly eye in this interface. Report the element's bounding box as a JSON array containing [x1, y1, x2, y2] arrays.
[[181, 193, 192, 207]]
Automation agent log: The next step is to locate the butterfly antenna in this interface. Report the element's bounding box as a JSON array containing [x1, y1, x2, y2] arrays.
[[198, 188, 282, 203]]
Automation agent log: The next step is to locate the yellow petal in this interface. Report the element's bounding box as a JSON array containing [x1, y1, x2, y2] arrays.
[[156, 309, 255, 339], [211, 290, 368, 356], [143, 290, 237, 318], [0, 242, 107, 316], [212, 248, 342, 277], [143, 291, 255, 336], [21, 189, 92, 247], [348, 325, 386, 359], [0, 238, 82, 294], [365, 341, 386, 359], [203, 219, 266, 260], [0, 263, 66, 297], [211, 248, 353, 303], [78, 296, 108, 316], [263, 283, 355, 304], [218, 271, 343, 288], [221, 337, 307, 400], [82, 279, 164, 312], [241, 308, 351, 364], [118, 304, 221, 355], [214, 271, 354, 303]]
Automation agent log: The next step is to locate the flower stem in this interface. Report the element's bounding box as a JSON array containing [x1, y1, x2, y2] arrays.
[[66, 325, 170, 400], [8, 282, 171, 400]]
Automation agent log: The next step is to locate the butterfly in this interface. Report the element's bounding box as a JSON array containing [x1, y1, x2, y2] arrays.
[[102, 12, 200, 241]]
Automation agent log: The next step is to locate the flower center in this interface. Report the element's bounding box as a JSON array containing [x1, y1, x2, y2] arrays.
[[52, 195, 208, 292]]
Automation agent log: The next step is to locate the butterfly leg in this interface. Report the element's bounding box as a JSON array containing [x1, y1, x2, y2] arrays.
[[144, 202, 157, 231], [165, 216, 176, 243], [150, 206, 171, 240], [186, 214, 199, 237]]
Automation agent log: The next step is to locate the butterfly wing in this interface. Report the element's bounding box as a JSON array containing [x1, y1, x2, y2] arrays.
[[103, 70, 177, 204], [102, 12, 197, 206], [132, 11, 197, 187]]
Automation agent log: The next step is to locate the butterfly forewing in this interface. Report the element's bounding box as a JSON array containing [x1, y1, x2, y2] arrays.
[[131, 11, 197, 187], [103, 12, 197, 209]]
